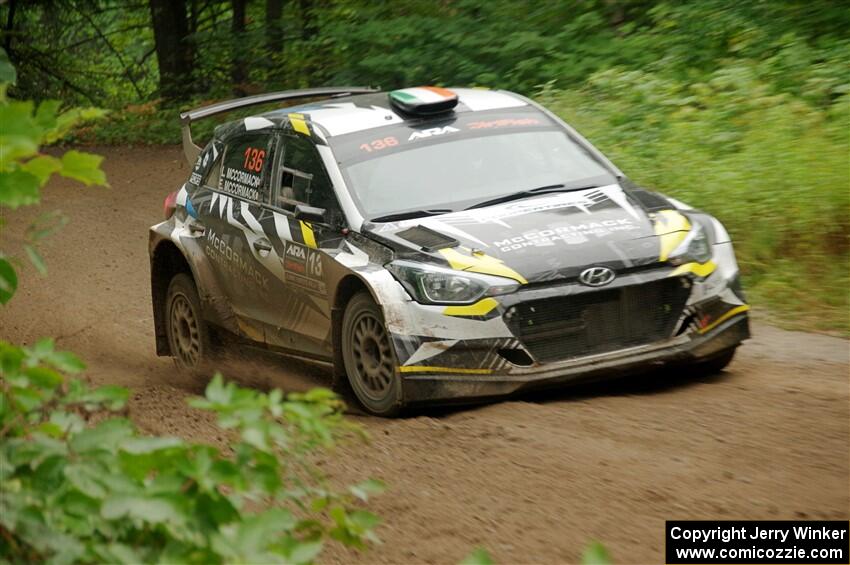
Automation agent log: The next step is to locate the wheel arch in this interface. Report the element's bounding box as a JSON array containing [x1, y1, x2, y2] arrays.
[[150, 240, 195, 356]]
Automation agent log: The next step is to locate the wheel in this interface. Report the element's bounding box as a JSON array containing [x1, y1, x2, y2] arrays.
[[341, 292, 403, 416], [696, 347, 737, 374], [165, 273, 211, 372]]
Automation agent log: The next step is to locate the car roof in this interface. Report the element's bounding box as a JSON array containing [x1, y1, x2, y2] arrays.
[[252, 87, 529, 137]]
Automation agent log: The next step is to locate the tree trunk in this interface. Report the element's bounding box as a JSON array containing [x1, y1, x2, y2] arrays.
[[3, 0, 18, 64], [265, 0, 284, 54], [298, 0, 316, 41], [231, 0, 247, 96], [148, 0, 193, 101]]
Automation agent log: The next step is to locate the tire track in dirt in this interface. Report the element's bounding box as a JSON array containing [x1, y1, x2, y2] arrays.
[[1, 147, 847, 563]]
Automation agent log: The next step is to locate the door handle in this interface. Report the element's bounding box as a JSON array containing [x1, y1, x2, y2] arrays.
[[187, 220, 205, 235], [253, 238, 273, 253]]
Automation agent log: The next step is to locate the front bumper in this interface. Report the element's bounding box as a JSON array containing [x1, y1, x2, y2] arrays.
[[401, 312, 749, 405]]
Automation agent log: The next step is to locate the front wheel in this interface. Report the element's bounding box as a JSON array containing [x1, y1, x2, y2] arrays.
[[341, 292, 403, 417], [165, 273, 211, 372]]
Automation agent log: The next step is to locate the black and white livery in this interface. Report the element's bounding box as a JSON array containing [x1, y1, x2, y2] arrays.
[[149, 85, 750, 416]]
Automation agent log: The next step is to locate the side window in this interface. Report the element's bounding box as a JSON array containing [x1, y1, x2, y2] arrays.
[[203, 154, 222, 189], [274, 135, 337, 215], [218, 134, 272, 203]]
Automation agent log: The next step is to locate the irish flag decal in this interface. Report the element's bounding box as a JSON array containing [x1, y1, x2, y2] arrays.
[[389, 86, 459, 115]]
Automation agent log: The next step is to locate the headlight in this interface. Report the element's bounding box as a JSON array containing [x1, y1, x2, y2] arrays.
[[386, 260, 520, 305], [669, 223, 713, 265]]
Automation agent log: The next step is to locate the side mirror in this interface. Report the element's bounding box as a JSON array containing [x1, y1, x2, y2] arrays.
[[294, 204, 327, 224]]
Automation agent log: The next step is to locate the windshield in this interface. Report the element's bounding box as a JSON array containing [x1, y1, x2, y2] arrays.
[[331, 111, 616, 220]]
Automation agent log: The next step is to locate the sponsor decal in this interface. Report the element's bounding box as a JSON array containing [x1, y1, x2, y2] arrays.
[[494, 218, 640, 252], [468, 118, 541, 129], [204, 228, 269, 290], [282, 241, 327, 295], [408, 126, 459, 141]]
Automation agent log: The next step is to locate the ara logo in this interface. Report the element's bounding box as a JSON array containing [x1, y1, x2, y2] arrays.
[[408, 126, 459, 141], [286, 243, 307, 259]]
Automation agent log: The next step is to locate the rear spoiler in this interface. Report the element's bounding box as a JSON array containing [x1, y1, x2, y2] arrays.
[[179, 86, 379, 164]]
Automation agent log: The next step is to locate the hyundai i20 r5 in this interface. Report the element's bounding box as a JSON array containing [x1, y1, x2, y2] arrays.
[[149, 85, 750, 416]]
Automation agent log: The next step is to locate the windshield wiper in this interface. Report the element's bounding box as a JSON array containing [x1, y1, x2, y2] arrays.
[[370, 208, 453, 223], [464, 183, 599, 210]]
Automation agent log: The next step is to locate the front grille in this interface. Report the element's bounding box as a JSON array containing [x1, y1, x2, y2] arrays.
[[505, 279, 690, 363]]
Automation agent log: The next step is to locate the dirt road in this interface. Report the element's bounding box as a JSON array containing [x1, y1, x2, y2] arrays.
[[2, 147, 848, 564]]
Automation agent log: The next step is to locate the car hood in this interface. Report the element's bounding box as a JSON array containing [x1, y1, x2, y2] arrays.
[[364, 184, 689, 284]]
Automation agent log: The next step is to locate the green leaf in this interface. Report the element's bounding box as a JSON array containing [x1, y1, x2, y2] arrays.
[[348, 510, 380, 531], [0, 169, 41, 208], [349, 478, 385, 501], [120, 436, 183, 454], [33, 100, 61, 132], [24, 245, 47, 275], [59, 150, 107, 186], [70, 418, 134, 454], [26, 210, 68, 242], [0, 47, 16, 84], [101, 495, 182, 525], [0, 257, 18, 304], [581, 541, 612, 565], [46, 350, 86, 374], [21, 155, 62, 187], [460, 548, 495, 565], [24, 365, 63, 388], [71, 384, 128, 410], [91, 542, 145, 565], [287, 540, 324, 564], [65, 462, 108, 499]]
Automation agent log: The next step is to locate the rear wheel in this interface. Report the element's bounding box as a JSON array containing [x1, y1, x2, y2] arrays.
[[341, 292, 403, 416], [165, 273, 211, 372]]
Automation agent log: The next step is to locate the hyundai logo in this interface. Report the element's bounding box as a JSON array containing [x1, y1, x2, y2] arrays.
[[579, 266, 615, 287]]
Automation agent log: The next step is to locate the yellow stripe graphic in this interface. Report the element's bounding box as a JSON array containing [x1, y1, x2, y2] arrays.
[[670, 260, 717, 277], [300, 220, 317, 248], [438, 247, 527, 284], [398, 365, 493, 375], [442, 297, 499, 317], [653, 209, 691, 262], [289, 113, 311, 136], [698, 304, 750, 334]]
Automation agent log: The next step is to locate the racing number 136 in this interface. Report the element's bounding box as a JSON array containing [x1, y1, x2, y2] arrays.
[[359, 136, 398, 153], [243, 147, 266, 172]]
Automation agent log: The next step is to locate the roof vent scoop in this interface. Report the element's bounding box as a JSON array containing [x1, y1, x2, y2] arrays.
[[389, 86, 459, 116]]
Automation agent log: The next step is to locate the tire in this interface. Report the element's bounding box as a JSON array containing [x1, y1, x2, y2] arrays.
[[341, 291, 403, 417], [696, 347, 737, 374], [165, 273, 211, 372]]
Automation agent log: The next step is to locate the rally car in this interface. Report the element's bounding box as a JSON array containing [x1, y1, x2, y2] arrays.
[[149, 85, 750, 416]]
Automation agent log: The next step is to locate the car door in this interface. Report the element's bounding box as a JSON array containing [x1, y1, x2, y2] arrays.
[[259, 132, 346, 358], [198, 131, 279, 343]]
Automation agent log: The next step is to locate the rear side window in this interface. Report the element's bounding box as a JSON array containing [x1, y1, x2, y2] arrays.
[[219, 134, 272, 203], [274, 135, 337, 213], [203, 155, 222, 188]]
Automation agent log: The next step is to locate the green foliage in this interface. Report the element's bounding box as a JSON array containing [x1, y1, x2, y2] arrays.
[[0, 339, 383, 563], [581, 541, 612, 565], [460, 547, 494, 565], [0, 54, 107, 304], [538, 64, 849, 332], [459, 541, 612, 564]]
